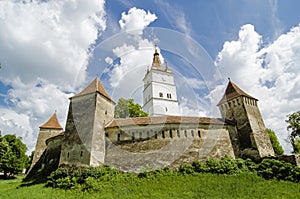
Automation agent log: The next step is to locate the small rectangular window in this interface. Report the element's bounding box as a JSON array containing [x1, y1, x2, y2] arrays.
[[159, 92, 163, 97]]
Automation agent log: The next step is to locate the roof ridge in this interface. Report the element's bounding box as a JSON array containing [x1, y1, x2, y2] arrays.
[[105, 115, 224, 128], [39, 113, 63, 130]]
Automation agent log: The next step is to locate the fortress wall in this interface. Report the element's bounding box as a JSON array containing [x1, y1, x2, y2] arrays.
[[59, 94, 96, 167], [244, 102, 274, 157], [25, 134, 63, 182], [29, 128, 63, 172], [104, 123, 235, 172]]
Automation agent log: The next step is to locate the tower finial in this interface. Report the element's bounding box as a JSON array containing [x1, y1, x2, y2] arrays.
[[152, 45, 162, 68], [228, 77, 231, 82]]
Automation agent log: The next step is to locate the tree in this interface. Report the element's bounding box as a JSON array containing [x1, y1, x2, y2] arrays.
[[266, 128, 284, 155], [0, 133, 28, 178], [286, 111, 300, 154], [114, 98, 148, 118], [25, 150, 35, 174]]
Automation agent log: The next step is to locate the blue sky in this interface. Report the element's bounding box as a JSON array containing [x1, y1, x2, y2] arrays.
[[0, 0, 300, 153]]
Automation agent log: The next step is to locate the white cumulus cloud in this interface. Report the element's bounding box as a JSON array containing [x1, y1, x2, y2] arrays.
[[213, 23, 300, 153], [0, 0, 106, 151], [119, 7, 157, 35]]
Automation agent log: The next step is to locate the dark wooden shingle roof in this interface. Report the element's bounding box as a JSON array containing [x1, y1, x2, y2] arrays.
[[105, 115, 225, 128], [217, 81, 257, 106], [73, 77, 112, 101]]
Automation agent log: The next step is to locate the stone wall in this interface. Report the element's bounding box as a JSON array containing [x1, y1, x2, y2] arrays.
[[104, 123, 235, 172], [219, 96, 274, 159], [25, 134, 63, 183], [59, 92, 114, 167], [29, 128, 63, 172]]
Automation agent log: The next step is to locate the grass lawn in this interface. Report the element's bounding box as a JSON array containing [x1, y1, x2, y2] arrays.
[[0, 173, 299, 199]]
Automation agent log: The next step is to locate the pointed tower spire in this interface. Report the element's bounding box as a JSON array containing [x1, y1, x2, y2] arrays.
[[152, 47, 163, 70], [217, 80, 257, 106], [39, 113, 63, 130], [73, 77, 112, 101]]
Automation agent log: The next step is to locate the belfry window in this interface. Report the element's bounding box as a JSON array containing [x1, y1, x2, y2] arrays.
[[159, 92, 163, 97], [167, 93, 172, 99]]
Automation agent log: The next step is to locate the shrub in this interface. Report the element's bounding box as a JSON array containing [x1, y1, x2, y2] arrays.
[[256, 158, 299, 182], [46, 167, 69, 187], [179, 163, 195, 174], [218, 156, 239, 174], [235, 158, 250, 172], [205, 158, 222, 174], [192, 160, 209, 173]]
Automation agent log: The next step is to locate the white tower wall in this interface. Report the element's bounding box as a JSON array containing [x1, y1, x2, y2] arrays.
[[143, 49, 180, 116]]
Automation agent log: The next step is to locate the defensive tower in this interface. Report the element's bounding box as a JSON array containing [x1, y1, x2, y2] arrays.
[[59, 77, 115, 167], [217, 80, 274, 159], [29, 113, 63, 171]]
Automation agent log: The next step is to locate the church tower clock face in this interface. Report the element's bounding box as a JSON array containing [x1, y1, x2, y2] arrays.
[[142, 48, 180, 116]]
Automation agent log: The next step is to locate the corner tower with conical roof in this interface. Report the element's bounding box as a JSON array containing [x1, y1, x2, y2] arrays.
[[143, 48, 180, 116], [59, 77, 115, 167], [217, 80, 274, 159], [30, 113, 63, 171]]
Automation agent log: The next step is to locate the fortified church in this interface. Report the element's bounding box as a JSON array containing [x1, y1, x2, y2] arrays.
[[28, 49, 275, 175]]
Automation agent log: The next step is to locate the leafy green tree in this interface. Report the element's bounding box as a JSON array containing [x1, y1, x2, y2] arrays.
[[266, 128, 284, 155], [0, 133, 28, 178], [114, 98, 148, 118], [25, 150, 34, 174], [286, 111, 300, 154]]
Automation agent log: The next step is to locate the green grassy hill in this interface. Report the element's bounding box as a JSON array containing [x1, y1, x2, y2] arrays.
[[1, 173, 299, 199]]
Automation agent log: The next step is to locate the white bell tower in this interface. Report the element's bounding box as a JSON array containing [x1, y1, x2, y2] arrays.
[[143, 48, 180, 116]]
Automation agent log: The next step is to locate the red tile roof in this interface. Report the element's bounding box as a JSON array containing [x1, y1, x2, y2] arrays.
[[105, 115, 225, 128], [217, 81, 257, 106], [39, 113, 63, 130], [73, 77, 112, 101]]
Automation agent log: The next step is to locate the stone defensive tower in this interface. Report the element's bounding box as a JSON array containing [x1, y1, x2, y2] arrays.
[[143, 48, 180, 116], [217, 80, 274, 159], [29, 113, 63, 171], [59, 77, 115, 167]]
